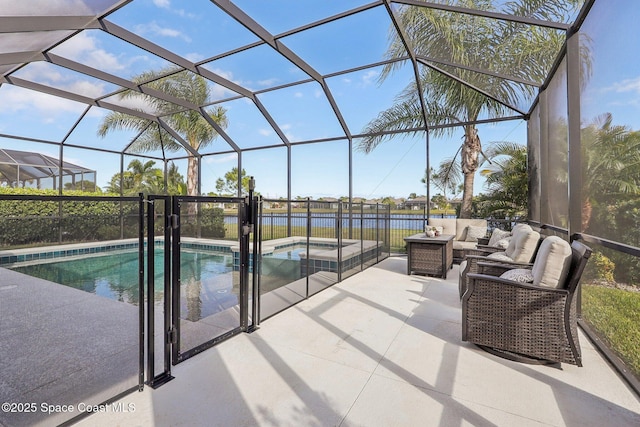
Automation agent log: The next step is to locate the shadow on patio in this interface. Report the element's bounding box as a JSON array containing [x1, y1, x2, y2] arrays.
[[77, 257, 640, 427]]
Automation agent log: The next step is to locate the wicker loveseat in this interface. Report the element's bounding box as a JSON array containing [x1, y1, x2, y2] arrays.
[[427, 218, 487, 263], [461, 237, 592, 366]]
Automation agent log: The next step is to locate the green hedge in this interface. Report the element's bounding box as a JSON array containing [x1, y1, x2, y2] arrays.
[[179, 206, 226, 239], [0, 188, 227, 247], [0, 188, 138, 247]]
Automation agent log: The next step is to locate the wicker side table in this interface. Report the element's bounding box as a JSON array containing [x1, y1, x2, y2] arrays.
[[404, 233, 454, 278]]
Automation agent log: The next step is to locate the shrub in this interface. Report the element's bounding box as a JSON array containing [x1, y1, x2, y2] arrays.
[[180, 206, 226, 239], [0, 188, 139, 247], [584, 251, 616, 283]]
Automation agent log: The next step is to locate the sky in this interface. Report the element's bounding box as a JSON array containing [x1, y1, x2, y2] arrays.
[[1, 0, 635, 201]]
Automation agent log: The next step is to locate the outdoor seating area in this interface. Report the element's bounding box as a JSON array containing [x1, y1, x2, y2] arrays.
[[75, 256, 640, 427], [1, 0, 640, 425], [427, 218, 488, 263]]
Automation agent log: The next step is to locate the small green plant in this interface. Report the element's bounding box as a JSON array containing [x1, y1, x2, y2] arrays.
[[584, 251, 616, 283]]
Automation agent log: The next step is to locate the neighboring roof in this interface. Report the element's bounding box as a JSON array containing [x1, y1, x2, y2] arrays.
[[0, 148, 94, 182]]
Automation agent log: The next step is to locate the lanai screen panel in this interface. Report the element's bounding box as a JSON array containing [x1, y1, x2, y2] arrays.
[[0, 0, 585, 199], [578, 0, 640, 247]]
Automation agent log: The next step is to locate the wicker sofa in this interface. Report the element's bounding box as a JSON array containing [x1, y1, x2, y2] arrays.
[[427, 218, 488, 263]]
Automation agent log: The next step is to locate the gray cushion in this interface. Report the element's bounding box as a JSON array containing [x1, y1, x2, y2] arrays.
[[455, 219, 487, 241], [531, 236, 572, 288], [488, 229, 511, 247], [506, 230, 540, 263], [504, 224, 532, 256], [465, 225, 487, 242], [500, 268, 534, 283], [453, 241, 477, 251]]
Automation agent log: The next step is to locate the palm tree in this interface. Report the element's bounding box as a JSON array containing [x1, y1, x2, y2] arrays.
[[166, 161, 187, 195], [478, 142, 528, 219], [105, 159, 164, 195], [128, 159, 161, 194], [358, 0, 582, 218], [423, 161, 462, 210], [580, 113, 640, 231], [98, 67, 228, 196]]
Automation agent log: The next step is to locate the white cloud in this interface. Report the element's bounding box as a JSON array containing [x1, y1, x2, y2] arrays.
[[50, 32, 125, 73], [605, 76, 640, 94], [174, 8, 199, 19], [153, 0, 171, 9], [294, 92, 303, 98], [151, 0, 198, 19], [314, 89, 323, 98], [134, 22, 192, 42], [2, 85, 87, 118], [185, 52, 206, 63], [208, 67, 237, 83], [101, 94, 158, 114], [205, 67, 247, 99], [258, 129, 272, 136], [598, 76, 640, 110], [205, 153, 237, 164], [258, 78, 279, 87], [361, 70, 379, 86], [66, 80, 107, 98]]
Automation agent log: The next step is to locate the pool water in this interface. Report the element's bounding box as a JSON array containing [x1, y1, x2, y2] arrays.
[[11, 249, 236, 321], [265, 247, 306, 260]]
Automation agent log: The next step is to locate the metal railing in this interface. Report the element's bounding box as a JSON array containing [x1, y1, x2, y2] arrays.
[[0, 194, 143, 427], [256, 199, 391, 321]]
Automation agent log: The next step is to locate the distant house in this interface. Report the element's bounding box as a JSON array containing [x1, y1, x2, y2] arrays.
[[404, 196, 432, 210]]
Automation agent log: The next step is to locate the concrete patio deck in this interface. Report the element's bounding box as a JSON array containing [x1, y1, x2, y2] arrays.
[[76, 256, 640, 427]]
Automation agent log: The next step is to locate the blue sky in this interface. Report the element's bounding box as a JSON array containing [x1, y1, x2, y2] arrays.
[[3, 0, 634, 201]]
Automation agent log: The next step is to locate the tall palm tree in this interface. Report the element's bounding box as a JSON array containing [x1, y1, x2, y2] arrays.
[[98, 67, 228, 196], [358, 0, 582, 218], [580, 113, 640, 231]]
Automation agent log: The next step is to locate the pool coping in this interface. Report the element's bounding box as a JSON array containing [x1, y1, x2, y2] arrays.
[[0, 236, 383, 267]]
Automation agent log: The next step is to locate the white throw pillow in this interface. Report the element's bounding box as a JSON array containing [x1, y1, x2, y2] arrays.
[[500, 268, 534, 283], [531, 236, 572, 288], [488, 228, 511, 247], [495, 237, 511, 249], [465, 225, 487, 242]]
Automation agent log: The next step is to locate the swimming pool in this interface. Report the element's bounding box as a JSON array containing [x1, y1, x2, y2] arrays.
[[10, 248, 236, 322]]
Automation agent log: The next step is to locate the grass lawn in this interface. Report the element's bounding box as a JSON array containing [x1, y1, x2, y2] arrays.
[[582, 284, 640, 379]]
